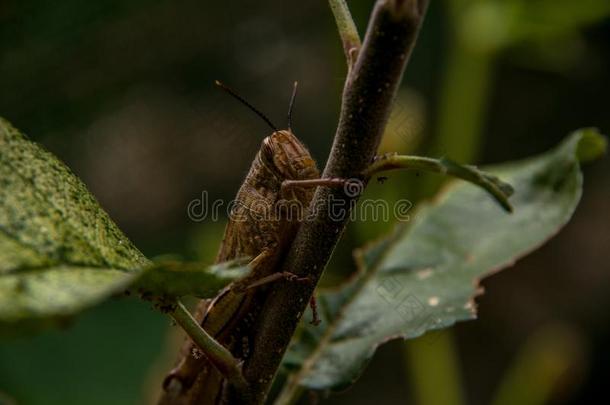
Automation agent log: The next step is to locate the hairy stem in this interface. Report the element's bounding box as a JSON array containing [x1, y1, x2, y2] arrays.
[[230, 1, 430, 403]]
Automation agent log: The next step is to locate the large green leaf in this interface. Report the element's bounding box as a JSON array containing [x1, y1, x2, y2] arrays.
[[279, 129, 606, 396], [0, 118, 245, 336], [0, 117, 151, 335]]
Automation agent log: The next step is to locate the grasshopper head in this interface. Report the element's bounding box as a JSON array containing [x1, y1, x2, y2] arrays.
[[261, 130, 319, 181]]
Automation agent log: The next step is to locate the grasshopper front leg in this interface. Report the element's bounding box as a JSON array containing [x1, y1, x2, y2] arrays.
[[231, 249, 312, 292]]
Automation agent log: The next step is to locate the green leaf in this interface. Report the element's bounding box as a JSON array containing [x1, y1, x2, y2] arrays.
[[132, 259, 250, 299], [0, 118, 249, 335], [0, 267, 140, 337], [0, 117, 151, 335], [279, 129, 606, 395], [0, 118, 249, 336]]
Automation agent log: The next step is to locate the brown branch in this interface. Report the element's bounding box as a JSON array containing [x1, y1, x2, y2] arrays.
[[230, 1, 430, 403]]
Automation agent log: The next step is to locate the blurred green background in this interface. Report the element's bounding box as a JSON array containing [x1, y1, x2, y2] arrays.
[[0, 1, 609, 404]]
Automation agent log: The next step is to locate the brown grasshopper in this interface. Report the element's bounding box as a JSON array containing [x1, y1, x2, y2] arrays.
[[159, 82, 345, 404]]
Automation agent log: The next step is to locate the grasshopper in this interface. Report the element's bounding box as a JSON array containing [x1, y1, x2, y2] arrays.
[[160, 82, 344, 404]]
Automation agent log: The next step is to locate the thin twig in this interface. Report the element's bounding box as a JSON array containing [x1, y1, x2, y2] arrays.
[[364, 154, 514, 211], [170, 300, 248, 392], [329, 0, 361, 68], [231, 1, 430, 403]]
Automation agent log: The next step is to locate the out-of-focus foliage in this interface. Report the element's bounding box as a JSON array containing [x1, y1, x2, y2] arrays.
[[430, 0, 610, 172], [0, 298, 168, 405], [491, 324, 587, 405], [452, 0, 610, 56], [280, 129, 606, 394]]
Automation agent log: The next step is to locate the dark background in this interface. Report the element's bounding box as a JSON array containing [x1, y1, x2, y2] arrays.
[[0, 1, 608, 404]]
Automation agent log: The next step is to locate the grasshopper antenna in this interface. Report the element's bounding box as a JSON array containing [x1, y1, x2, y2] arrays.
[[287, 81, 298, 131], [215, 80, 279, 132]]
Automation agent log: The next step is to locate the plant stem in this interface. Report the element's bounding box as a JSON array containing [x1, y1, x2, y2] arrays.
[[274, 374, 305, 405], [329, 0, 362, 67], [364, 154, 514, 211], [405, 331, 465, 405], [229, 1, 430, 403], [169, 300, 248, 392]]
